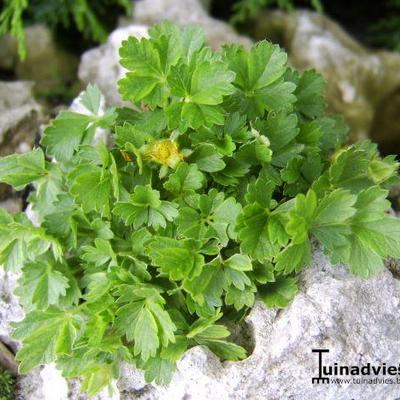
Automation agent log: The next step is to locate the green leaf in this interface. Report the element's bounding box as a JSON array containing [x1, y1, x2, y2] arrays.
[[167, 60, 235, 130], [134, 307, 159, 360], [41, 111, 92, 162], [275, 241, 312, 274], [177, 191, 241, 245], [260, 276, 298, 308], [188, 144, 226, 173], [81, 364, 114, 397], [225, 41, 296, 118], [164, 162, 204, 196], [207, 339, 247, 360], [71, 169, 112, 217], [238, 204, 279, 261], [80, 83, 102, 114], [225, 254, 252, 271], [81, 238, 117, 267], [336, 186, 400, 277], [113, 186, 178, 229], [294, 70, 325, 118], [183, 260, 225, 308], [0, 215, 62, 272], [311, 189, 357, 253], [13, 309, 80, 373], [147, 237, 204, 281], [225, 285, 255, 310], [118, 37, 171, 107], [138, 357, 176, 385], [0, 148, 47, 190], [258, 111, 299, 151], [115, 286, 176, 360], [21, 260, 70, 310]]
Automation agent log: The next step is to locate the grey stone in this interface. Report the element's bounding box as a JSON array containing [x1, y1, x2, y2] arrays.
[[16, 370, 45, 400], [0, 80, 44, 199], [118, 249, 400, 400], [249, 10, 400, 149], [0, 198, 23, 214], [0, 270, 22, 353], [0, 81, 42, 149]]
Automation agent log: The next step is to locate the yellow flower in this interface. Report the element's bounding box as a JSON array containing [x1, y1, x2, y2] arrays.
[[145, 139, 183, 168]]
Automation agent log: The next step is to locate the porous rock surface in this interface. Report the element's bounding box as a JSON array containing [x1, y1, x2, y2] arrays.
[[2, 250, 400, 399], [250, 10, 400, 150], [0, 81, 42, 153]]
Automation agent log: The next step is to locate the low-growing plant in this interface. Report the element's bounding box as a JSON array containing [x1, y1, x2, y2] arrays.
[[0, 22, 399, 396]]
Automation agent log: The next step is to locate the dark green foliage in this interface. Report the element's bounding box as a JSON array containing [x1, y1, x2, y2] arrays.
[[0, 368, 15, 400], [230, 0, 323, 24], [368, 0, 400, 51]]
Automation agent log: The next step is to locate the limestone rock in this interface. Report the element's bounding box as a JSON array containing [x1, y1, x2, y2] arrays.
[[0, 81, 42, 151], [249, 10, 400, 149], [0, 80, 44, 200], [0, 271, 21, 345], [118, 250, 400, 400]]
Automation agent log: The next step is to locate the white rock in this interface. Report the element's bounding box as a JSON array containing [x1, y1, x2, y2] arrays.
[[0, 81, 42, 148], [41, 365, 69, 400]]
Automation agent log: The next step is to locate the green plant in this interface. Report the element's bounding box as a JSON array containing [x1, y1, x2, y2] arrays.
[[0, 22, 399, 396], [0, 368, 15, 400], [368, 0, 400, 51], [0, 0, 132, 59], [230, 0, 323, 24]]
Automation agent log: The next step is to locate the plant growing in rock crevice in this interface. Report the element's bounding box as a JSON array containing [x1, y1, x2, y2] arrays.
[[0, 22, 399, 396]]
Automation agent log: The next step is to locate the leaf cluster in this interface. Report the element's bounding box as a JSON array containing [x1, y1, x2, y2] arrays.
[[0, 22, 399, 395]]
